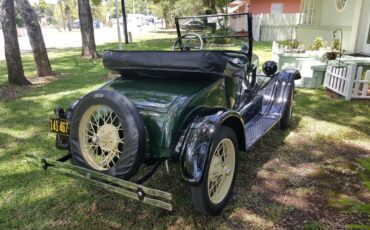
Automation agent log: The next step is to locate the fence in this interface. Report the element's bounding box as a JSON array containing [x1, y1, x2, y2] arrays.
[[324, 64, 370, 101], [253, 13, 300, 42]]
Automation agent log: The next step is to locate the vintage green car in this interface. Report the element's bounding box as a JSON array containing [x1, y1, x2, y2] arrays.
[[32, 12, 301, 215]]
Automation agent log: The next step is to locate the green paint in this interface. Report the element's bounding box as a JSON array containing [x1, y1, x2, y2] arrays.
[[103, 76, 230, 157]]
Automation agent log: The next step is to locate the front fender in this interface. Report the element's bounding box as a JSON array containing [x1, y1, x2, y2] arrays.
[[259, 69, 299, 116], [278, 69, 301, 81], [179, 109, 244, 184], [276, 69, 299, 113]]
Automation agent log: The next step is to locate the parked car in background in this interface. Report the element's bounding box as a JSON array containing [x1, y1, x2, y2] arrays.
[[181, 20, 207, 31]]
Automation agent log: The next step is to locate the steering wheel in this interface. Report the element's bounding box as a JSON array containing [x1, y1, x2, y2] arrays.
[[173, 34, 204, 51]]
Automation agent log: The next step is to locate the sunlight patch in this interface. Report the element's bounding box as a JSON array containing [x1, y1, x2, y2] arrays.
[[21, 88, 93, 102], [229, 209, 274, 229]]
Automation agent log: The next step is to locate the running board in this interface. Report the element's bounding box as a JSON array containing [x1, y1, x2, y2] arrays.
[[245, 114, 281, 149], [26, 153, 173, 211]]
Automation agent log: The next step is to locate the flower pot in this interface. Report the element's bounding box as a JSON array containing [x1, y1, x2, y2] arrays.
[[326, 52, 338, 60]]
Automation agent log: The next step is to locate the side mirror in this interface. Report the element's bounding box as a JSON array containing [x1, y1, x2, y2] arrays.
[[262, 61, 278, 76]]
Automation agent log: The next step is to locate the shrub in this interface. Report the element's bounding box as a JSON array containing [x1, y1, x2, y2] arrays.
[[309, 37, 327, 51]]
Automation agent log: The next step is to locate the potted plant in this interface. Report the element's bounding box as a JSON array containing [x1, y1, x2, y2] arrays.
[[309, 37, 327, 51], [326, 38, 340, 60]]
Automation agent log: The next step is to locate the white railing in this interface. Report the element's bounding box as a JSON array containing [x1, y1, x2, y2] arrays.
[[324, 64, 370, 101]]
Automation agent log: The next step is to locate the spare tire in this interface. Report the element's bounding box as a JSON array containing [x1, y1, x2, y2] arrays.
[[69, 89, 145, 180]]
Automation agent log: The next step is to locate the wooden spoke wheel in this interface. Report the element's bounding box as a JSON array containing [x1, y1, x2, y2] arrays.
[[191, 126, 239, 215], [79, 105, 124, 170]]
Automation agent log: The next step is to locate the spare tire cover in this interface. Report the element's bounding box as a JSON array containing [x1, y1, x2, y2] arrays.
[[69, 89, 145, 179]]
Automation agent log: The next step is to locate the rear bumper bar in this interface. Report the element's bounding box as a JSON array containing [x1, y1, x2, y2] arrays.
[[26, 154, 173, 211]]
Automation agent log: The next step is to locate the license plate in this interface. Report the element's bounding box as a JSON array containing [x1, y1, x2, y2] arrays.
[[50, 118, 70, 135]]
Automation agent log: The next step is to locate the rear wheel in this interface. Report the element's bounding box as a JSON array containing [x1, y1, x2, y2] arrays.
[[191, 126, 239, 215], [69, 90, 145, 180]]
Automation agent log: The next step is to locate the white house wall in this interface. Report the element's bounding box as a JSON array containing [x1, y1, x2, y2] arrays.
[[356, 0, 370, 53], [297, 26, 352, 51], [320, 0, 355, 27], [297, 0, 360, 53]]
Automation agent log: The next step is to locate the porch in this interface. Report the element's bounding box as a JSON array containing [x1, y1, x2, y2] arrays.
[[272, 42, 370, 100]]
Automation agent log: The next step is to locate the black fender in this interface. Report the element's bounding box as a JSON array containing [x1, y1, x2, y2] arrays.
[[179, 109, 245, 184], [259, 69, 300, 117], [277, 68, 301, 81], [276, 69, 299, 114]]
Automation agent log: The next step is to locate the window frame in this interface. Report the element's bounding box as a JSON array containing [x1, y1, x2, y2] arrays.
[[300, 0, 321, 25], [271, 3, 284, 14]]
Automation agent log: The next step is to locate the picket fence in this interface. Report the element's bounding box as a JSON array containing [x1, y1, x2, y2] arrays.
[[253, 13, 300, 42], [324, 64, 370, 101]]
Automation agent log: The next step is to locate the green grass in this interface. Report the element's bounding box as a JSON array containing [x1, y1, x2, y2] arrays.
[[1, 36, 370, 229]]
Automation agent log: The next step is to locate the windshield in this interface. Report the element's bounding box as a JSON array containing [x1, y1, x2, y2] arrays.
[[175, 12, 253, 57]]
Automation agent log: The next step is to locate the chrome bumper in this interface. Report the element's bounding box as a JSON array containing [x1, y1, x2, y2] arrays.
[[26, 154, 172, 211]]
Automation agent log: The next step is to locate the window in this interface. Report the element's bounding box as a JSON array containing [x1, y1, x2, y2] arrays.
[[336, 0, 347, 11], [300, 0, 317, 25], [271, 3, 284, 14]]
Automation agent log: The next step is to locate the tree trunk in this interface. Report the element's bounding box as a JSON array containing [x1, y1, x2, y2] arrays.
[[58, 1, 66, 30], [0, 0, 31, 86], [16, 0, 53, 77], [78, 0, 99, 59], [203, 0, 217, 14], [65, 4, 72, 31]]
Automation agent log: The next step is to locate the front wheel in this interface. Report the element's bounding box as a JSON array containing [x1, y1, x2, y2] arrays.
[[191, 126, 239, 215]]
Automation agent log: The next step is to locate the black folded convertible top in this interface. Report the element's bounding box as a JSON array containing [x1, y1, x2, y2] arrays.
[[102, 50, 230, 78]]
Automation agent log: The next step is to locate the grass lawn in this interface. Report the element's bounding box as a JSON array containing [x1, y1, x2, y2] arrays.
[[0, 36, 369, 229]]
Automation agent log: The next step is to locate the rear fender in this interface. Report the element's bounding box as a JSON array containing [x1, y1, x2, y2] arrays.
[[179, 110, 245, 184]]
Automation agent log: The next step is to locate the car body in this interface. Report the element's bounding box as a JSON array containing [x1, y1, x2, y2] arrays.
[[181, 20, 208, 31], [35, 12, 301, 215]]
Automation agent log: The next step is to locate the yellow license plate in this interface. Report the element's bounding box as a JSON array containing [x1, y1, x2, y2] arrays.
[[50, 118, 70, 135]]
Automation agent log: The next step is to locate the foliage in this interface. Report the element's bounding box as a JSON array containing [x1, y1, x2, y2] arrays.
[[205, 27, 235, 44], [91, 4, 108, 22], [15, 7, 24, 27], [32, 0, 54, 24], [279, 39, 302, 49], [53, 0, 79, 27], [105, 0, 151, 17], [330, 38, 340, 51], [172, 0, 205, 18], [149, 0, 175, 26], [202, 0, 232, 13], [149, 0, 229, 28], [309, 37, 327, 51]]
